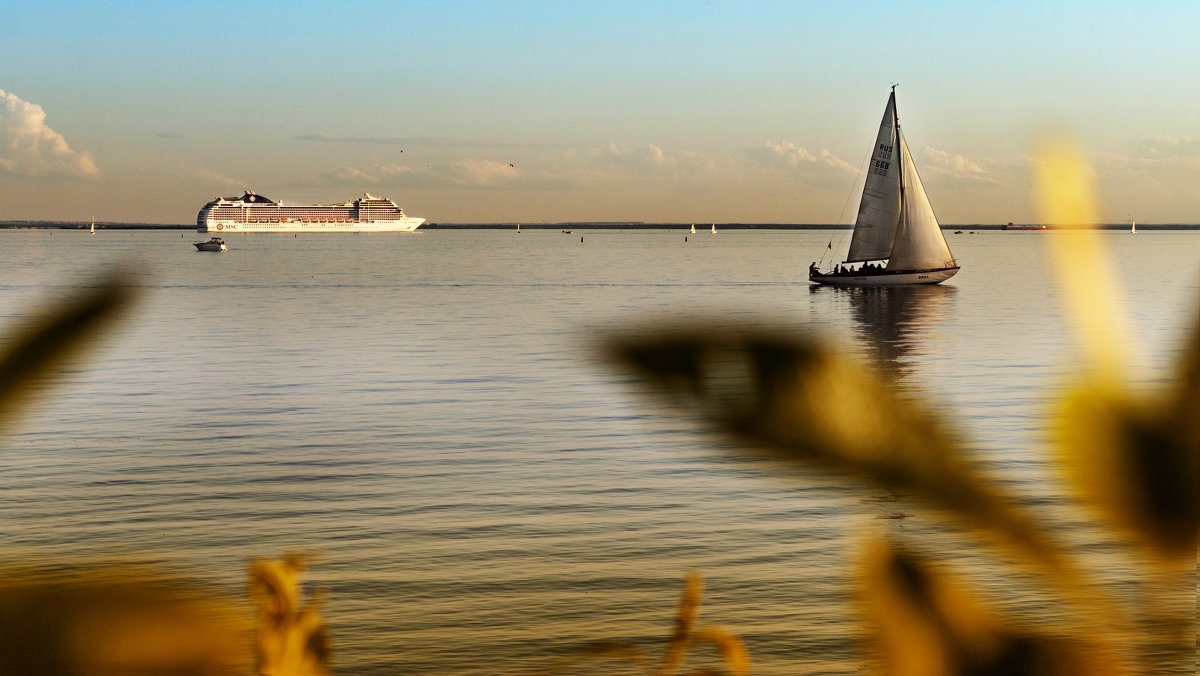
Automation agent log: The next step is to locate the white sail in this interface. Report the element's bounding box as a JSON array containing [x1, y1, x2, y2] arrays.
[[846, 92, 902, 263], [887, 135, 956, 271]]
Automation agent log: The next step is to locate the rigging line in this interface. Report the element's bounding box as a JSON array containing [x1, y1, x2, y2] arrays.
[[827, 134, 876, 263], [817, 237, 834, 267]]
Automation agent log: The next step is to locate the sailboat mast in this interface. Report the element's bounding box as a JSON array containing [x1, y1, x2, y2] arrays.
[[892, 86, 905, 254]]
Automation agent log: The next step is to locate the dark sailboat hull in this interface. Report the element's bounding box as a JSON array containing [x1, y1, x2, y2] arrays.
[[809, 265, 959, 287]]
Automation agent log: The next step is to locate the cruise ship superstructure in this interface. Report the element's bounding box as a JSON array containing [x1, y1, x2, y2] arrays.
[[196, 191, 424, 233]]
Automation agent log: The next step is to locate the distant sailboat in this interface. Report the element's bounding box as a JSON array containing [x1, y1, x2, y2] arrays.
[[690, 224, 696, 234], [1131, 219, 1136, 234], [517, 223, 521, 233], [711, 223, 716, 234], [89, 218, 95, 235], [809, 87, 960, 286]]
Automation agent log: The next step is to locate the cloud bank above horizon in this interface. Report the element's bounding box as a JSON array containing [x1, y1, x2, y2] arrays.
[[0, 90, 98, 180]]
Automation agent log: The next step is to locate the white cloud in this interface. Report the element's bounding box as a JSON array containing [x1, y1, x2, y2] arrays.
[[323, 166, 381, 184], [0, 89, 98, 179], [923, 146, 996, 182], [294, 133, 567, 149], [744, 141, 856, 174], [445, 158, 519, 186], [1129, 136, 1200, 159], [318, 160, 519, 189], [192, 169, 242, 187], [564, 143, 715, 180], [377, 164, 415, 176]]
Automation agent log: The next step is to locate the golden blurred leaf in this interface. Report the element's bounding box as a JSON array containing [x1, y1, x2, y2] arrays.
[[249, 555, 330, 676], [859, 538, 1126, 676], [1032, 135, 1131, 384], [0, 566, 247, 675], [686, 626, 750, 676], [607, 326, 1066, 573], [1055, 321, 1200, 561], [659, 568, 703, 674], [0, 271, 134, 432], [536, 570, 748, 676], [1033, 134, 1199, 562], [1166, 317, 1200, 533]]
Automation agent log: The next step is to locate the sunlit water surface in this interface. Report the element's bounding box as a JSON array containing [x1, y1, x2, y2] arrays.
[[0, 229, 1196, 674]]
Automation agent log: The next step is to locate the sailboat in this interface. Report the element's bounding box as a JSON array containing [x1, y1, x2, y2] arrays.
[[89, 218, 95, 235], [1130, 219, 1136, 234], [810, 87, 959, 286], [711, 223, 716, 234], [690, 224, 696, 234]]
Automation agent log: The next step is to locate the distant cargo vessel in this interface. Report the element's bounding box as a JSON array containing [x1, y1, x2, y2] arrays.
[[1003, 222, 1046, 231], [196, 191, 424, 233]]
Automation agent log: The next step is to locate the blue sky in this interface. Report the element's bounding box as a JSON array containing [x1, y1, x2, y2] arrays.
[[1, 1, 1197, 223]]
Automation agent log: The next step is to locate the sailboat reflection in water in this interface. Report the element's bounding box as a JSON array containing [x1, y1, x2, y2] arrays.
[[810, 86, 960, 286]]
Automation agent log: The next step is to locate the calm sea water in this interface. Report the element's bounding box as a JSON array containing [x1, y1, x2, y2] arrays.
[[0, 228, 1196, 674]]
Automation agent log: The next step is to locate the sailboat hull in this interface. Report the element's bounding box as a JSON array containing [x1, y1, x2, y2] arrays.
[[809, 266, 959, 287]]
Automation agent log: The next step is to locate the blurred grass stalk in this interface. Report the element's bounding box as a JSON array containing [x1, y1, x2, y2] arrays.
[[0, 271, 134, 433]]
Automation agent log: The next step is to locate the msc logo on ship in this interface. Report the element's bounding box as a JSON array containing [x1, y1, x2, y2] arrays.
[[215, 224, 223, 230]]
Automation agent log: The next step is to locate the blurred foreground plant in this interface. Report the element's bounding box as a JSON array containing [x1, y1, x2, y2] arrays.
[[534, 570, 749, 676], [0, 276, 247, 674], [603, 135, 1197, 674], [0, 276, 333, 675], [604, 303, 1196, 674], [0, 565, 248, 675], [249, 555, 330, 676], [0, 271, 133, 430]]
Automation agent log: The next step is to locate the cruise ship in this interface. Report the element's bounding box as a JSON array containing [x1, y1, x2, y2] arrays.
[[196, 191, 424, 233]]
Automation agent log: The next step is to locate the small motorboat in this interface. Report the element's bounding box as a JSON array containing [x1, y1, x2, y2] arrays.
[[194, 237, 227, 252]]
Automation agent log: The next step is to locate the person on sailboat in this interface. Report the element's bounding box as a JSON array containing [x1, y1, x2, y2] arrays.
[[809, 262, 819, 276]]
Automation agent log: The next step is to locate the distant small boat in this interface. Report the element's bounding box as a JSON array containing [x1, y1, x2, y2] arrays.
[[690, 224, 696, 234], [89, 218, 95, 235], [1131, 219, 1137, 234], [194, 237, 227, 252], [517, 223, 521, 233], [711, 223, 716, 234]]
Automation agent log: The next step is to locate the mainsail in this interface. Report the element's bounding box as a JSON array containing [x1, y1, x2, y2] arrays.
[[845, 92, 902, 263]]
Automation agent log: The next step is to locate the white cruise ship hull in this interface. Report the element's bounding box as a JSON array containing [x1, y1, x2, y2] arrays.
[[196, 191, 424, 234], [198, 218, 425, 234]]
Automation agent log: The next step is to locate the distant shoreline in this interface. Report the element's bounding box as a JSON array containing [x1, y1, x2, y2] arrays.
[[1, 222, 1197, 231]]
